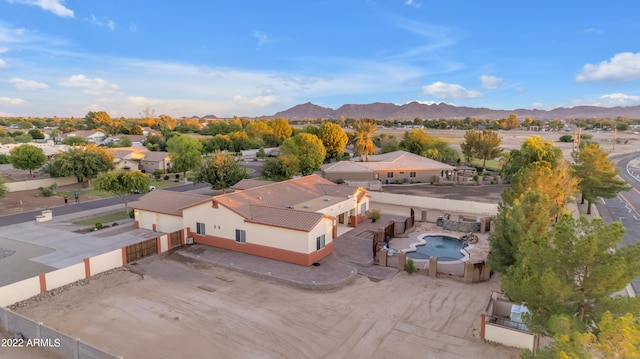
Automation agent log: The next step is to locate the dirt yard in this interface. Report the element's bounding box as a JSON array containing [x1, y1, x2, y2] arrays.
[[0, 183, 101, 216], [13, 253, 520, 359]]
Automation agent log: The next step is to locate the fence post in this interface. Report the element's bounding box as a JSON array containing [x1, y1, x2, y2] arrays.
[[1, 308, 8, 332], [480, 312, 486, 339], [379, 248, 387, 267], [464, 262, 474, 283], [429, 257, 437, 277], [397, 251, 406, 271], [74, 338, 80, 359]]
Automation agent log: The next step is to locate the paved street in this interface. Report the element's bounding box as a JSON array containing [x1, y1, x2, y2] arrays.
[[598, 152, 640, 294]]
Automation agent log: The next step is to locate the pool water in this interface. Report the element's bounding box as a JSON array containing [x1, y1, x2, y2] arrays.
[[407, 235, 466, 260]]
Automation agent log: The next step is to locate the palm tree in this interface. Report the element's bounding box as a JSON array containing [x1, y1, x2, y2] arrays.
[[352, 119, 377, 161]]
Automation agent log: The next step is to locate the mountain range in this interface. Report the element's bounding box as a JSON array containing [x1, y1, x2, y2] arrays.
[[267, 102, 640, 120]]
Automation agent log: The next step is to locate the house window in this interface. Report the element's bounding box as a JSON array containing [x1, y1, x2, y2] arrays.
[[350, 209, 355, 216], [410, 171, 416, 178], [360, 203, 367, 215], [235, 229, 246, 243], [196, 222, 206, 235], [399, 171, 405, 174], [316, 234, 325, 250], [387, 172, 394, 178]]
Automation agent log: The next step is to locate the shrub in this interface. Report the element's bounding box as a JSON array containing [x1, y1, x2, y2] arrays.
[[175, 174, 180, 179], [128, 209, 135, 219], [95, 222, 103, 230], [370, 209, 381, 222], [164, 175, 170, 180], [153, 170, 163, 177], [48, 182, 57, 193], [559, 134, 573, 143], [336, 178, 345, 184], [404, 258, 415, 274], [39, 187, 53, 197]]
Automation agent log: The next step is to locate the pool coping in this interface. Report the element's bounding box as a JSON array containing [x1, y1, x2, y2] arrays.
[[399, 232, 476, 263]]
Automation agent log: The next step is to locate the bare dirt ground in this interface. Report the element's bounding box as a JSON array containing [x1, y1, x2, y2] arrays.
[[14, 253, 521, 359], [0, 183, 101, 216]]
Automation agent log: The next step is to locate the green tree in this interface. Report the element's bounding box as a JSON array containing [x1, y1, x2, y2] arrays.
[[459, 129, 502, 167], [166, 135, 203, 179], [0, 180, 7, 198], [115, 136, 132, 148], [195, 151, 247, 193], [51, 144, 115, 183], [501, 135, 562, 181], [279, 133, 326, 176], [318, 122, 348, 160], [261, 155, 299, 181], [8, 144, 47, 176], [94, 170, 151, 210], [62, 136, 89, 145], [502, 216, 640, 335], [28, 128, 45, 140], [144, 134, 166, 151], [572, 143, 631, 214], [352, 118, 377, 161], [399, 128, 458, 162]]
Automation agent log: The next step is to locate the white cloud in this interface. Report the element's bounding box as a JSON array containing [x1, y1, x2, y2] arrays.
[[584, 28, 603, 34], [0, 59, 6, 68], [253, 31, 272, 47], [7, 0, 74, 17], [9, 77, 49, 90], [405, 0, 422, 8], [87, 14, 116, 30], [0, 47, 8, 53], [85, 104, 106, 112], [233, 95, 280, 107], [0, 97, 25, 105], [128, 96, 162, 106], [576, 52, 640, 82], [599, 93, 640, 105], [58, 75, 118, 95], [422, 81, 482, 99], [480, 75, 503, 89]]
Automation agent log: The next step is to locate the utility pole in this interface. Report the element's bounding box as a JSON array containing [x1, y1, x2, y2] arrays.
[[613, 127, 617, 151]]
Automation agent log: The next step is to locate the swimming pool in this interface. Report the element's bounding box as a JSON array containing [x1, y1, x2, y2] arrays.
[[406, 235, 467, 261]]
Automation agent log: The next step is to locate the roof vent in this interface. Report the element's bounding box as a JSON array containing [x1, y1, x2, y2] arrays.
[[324, 198, 331, 201], [303, 205, 310, 209]]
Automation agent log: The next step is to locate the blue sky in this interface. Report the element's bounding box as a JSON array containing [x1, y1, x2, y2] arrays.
[[0, 0, 639, 118]]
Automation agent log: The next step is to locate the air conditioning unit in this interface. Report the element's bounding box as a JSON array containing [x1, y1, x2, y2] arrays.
[[185, 237, 194, 245]]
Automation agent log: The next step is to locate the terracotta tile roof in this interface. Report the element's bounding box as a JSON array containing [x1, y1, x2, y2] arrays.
[[130, 189, 211, 216], [231, 178, 272, 190], [214, 174, 362, 230], [247, 205, 324, 231]]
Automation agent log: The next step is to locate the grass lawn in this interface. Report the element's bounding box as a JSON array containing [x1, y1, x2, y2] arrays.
[[74, 211, 129, 225], [469, 158, 502, 171]]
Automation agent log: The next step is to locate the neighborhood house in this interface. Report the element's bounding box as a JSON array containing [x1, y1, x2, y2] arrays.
[[130, 175, 370, 266], [321, 150, 455, 183]]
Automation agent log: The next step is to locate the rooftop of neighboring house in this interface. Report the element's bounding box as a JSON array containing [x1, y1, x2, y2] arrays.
[[62, 130, 105, 139], [231, 178, 273, 190], [322, 150, 455, 172], [108, 135, 146, 143], [142, 151, 170, 162], [130, 190, 211, 217]]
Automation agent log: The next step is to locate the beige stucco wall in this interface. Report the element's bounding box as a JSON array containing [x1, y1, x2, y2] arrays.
[[484, 324, 535, 351], [314, 189, 369, 220], [183, 202, 334, 254], [0, 276, 41, 307], [45, 263, 85, 290], [89, 249, 123, 275], [370, 192, 497, 216], [376, 169, 442, 183], [5, 176, 77, 192], [136, 210, 184, 233]]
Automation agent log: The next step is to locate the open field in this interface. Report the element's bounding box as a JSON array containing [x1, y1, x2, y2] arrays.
[[14, 253, 521, 359]]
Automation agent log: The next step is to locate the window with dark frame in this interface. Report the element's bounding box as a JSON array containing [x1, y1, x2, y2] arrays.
[[196, 222, 206, 235], [387, 172, 394, 178], [235, 229, 246, 243], [410, 171, 416, 178], [316, 234, 325, 250]]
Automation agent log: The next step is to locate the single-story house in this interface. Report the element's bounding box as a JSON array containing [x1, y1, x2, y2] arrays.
[[60, 130, 106, 143], [110, 147, 149, 171], [104, 135, 146, 147], [130, 175, 370, 266], [321, 150, 455, 183], [140, 151, 171, 174]]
